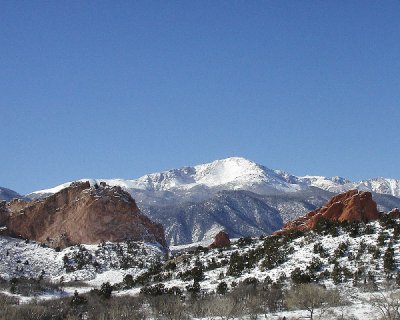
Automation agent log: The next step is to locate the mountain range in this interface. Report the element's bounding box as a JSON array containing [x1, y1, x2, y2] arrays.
[[0, 187, 24, 202], [3, 157, 400, 245]]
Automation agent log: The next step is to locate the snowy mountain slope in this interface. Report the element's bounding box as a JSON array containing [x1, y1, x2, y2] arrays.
[[352, 178, 400, 197], [146, 189, 400, 245], [3, 214, 400, 320], [142, 190, 284, 246], [0, 187, 23, 201], [296, 175, 400, 198], [295, 175, 350, 192], [23, 157, 400, 245], [26, 157, 400, 199], [26, 157, 302, 200], [0, 236, 165, 285]]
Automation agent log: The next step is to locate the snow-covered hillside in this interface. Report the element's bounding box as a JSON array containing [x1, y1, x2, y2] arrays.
[[298, 175, 400, 198], [3, 214, 400, 320], [0, 236, 165, 285], [22, 157, 400, 245], [27, 157, 400, 199], [1, 215, 398, 290]]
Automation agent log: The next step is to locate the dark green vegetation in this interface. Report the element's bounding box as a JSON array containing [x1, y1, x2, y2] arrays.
[[0, 279, 345, 320], [3, 211, 400, 319]]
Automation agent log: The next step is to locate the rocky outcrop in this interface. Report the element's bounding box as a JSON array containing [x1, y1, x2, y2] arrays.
[[0, 201, 8, 227], [5, 182, 166, 248], [209, 231, 230, 248], [388, 207, 400, 218], [277, 190, 381, 234]]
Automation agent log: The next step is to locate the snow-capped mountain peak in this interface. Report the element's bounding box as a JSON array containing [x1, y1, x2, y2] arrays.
[[123, 156, 299, 193], [193, 157, 263, 186], [26, 157, 400, 200], [354, 177, 400, 197], [191, 157, 292, 190], [29, 157, 299, 197]]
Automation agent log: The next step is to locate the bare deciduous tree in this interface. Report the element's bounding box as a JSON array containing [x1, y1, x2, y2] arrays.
[[286, 283, 342, 320], [370, 291, 400, 320]]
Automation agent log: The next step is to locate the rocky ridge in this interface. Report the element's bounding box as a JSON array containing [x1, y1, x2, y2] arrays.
[[4, 182, 166, 248], [26, 157, 400, 199], [5, 157, 400, 245], [277, 189, 381, 234]]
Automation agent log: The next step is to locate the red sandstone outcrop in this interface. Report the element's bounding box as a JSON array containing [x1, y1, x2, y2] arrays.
[[209, 231, 231, 248], [5, 182, 166, 248], [276, 190, 381, 234], [0, 201, 8, 227], [388, 208, 400, 217]]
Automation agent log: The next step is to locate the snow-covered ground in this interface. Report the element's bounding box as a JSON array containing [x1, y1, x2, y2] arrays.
[[0, 236, 165, 285], [2, 216, 400, 319]]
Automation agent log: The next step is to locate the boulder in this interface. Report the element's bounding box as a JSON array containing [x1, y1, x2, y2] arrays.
[[388, 207, 400, 218], [209, 231, 230, 248]]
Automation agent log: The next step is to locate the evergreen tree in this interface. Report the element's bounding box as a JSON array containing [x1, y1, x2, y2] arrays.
[[383, 247, 396, 275]]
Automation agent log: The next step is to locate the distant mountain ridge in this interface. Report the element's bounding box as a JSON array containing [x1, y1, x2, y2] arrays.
[[0, 187, 24, 202], [27, 157, 400, 199], [4, 157, 400, 245]]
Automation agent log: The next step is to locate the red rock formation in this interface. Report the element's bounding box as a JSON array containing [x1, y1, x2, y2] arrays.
[[0, 201, 8, 227], [388, 208, 400, 218], [5, 182, 166, 248], [209, 231, 230, 248], [276, 190, 381, 234]]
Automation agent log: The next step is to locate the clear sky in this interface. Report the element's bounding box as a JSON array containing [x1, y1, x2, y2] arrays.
[[1, 1, 399, 194]]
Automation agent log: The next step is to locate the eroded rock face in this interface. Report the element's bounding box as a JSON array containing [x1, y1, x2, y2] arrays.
[[277, 190, 381, 234], [209, 231, 230, 248], [5, 182, 166, 248], [0, 201, 9, 227]]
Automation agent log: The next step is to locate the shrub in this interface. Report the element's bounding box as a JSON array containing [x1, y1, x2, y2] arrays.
[[314, 217, 339, 236], [243, 277, 258, 287], [378, 232, 387, 246], [122, 274, 135, 289], [164, 260, 177, 271], [332, 264, 352, 284], [70, 290, 87, 306], [227, 252, 245, 276], [186, 281, 201, 295], [216, 281, 228, 295], [307, 257, 322, 273], [334, 241, 349, 258], [313, 243, 327, 257], [166, 286, 183, 296], [291, 268, 311, 284], [237, 237, 253, 247], [261, 237, 289, 270], [99, 282, 113, 299], [140, 283, 165, 296], [180, 266, 204, 282]]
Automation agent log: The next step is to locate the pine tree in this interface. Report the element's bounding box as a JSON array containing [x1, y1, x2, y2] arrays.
[[383, 247, 396, 275]]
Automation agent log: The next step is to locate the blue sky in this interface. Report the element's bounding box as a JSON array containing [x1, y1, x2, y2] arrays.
[[1, 1, 399, 194]]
